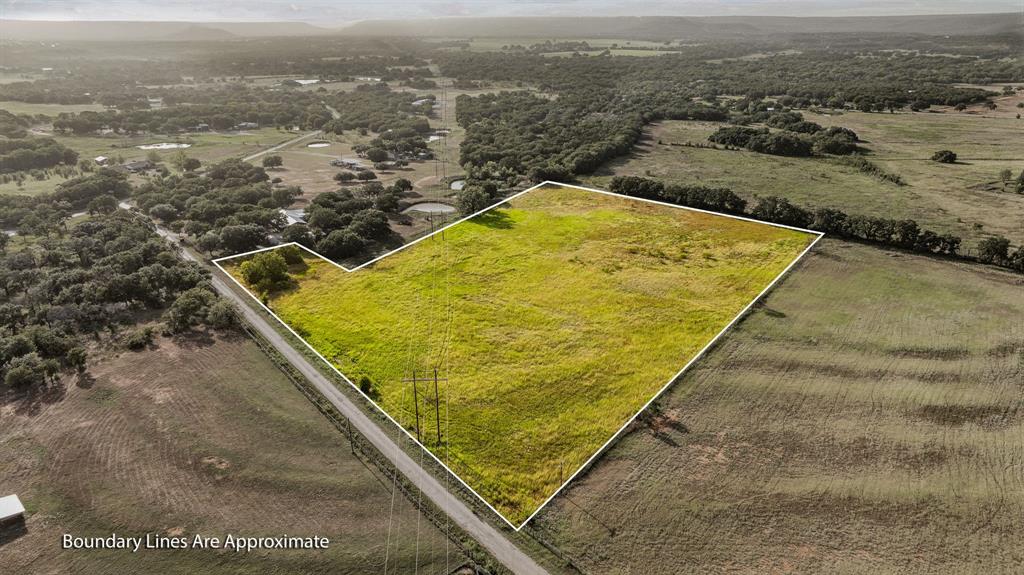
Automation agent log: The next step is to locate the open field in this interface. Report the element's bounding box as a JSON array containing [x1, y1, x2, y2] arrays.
[[536, 239, 1024, 573], [0, 129, 298, 196], [0, 331, 461, 574], [588, 111, 1024, 245], [0, 101, 107, 115], [222, 183, 817, 524], [265, 82, 471, 204]]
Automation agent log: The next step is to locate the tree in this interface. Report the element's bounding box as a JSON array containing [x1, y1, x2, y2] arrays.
[[182, 157, 201, 172], [196, 231, 221, 255], [316, 229, 365, 260], [365, 148, 389, 163], [334, 171, 356, 183], [87, 194, 118, 215], [148, 203, 178, 222], [219, 224, 266, 253], [67, 346, 87, 373], [348, 209, 391, 241], [931, 150, 957, 164], [164, 287, 215, 333], [271, 185, 302, 208], [999, 169, 1013, 183], [392, 178, 413, 192], [281, 223, 315, 248], [4, 352, 46, 389], [456, 187, 492, 215], [355, 170, 377, 181], [146, 150, 162, 164], [0, 233, 9, 254], [977, 235, 1010, 264], [238, 251, 291, 294], [262, 155, 283, 168], [205, 300, 237, 330]]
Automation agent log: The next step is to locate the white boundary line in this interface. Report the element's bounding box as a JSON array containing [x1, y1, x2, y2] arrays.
[[213, 181, 824, 530]]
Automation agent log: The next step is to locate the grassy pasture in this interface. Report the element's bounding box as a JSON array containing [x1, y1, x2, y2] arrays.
[[536, 239, 1024, 573], [224, 184, 816, 524], [589, 112, 1024, 245], [0, 129, 296, 196], [0, 332, 460, 574]]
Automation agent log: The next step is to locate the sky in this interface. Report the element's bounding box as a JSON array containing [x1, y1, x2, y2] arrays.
[[0, 0, 1017, 23]]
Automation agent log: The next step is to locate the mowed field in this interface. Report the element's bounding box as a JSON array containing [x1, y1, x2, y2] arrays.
[[0, 332, 461, 574], [588, 108, 1024, 245], [536, 239, 1024, 573], [224, 184, 817, 524]]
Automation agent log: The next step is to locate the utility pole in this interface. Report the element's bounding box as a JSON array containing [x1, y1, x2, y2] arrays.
[[412, 370, 421, 442], [403, 368, 448, 446], [433, 367, 442, 445]]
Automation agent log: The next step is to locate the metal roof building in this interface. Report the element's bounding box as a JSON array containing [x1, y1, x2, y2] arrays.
[[0, 494, 25, 524]]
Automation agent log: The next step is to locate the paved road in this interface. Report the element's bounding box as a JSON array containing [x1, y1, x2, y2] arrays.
[[242, 130, 322, 163], [153, 225, 548, 575]]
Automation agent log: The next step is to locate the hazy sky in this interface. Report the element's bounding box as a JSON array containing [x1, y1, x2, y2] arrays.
[[0, 0, 1017, 23]]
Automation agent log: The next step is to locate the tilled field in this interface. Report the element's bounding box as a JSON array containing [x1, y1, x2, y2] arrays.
[[0, 331, 461, 574], [536, 239, 1024, 574]]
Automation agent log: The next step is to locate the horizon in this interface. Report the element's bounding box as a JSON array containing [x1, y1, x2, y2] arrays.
[[0, 1, 1018, 24]]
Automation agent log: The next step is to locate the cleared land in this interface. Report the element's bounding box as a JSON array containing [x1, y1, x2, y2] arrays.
[[589, 110, 1024, 245], [0, 128, 294, 196], [0, 332, 460, 574], [536, 239, 1024, 573], [223, 183, 817, 524]]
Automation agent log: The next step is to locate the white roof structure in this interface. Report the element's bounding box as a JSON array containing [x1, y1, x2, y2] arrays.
[[0, 494, 24, 521]]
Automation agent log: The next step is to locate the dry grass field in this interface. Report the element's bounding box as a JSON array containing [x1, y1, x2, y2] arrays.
[[536, 239, 1024, 574], [0, 331, 461, 574], [588, 109, 1024, 245], [223, 183, 817, 524]]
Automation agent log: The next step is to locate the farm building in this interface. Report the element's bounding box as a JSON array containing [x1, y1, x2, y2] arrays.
[[0, 494, 25, 526]]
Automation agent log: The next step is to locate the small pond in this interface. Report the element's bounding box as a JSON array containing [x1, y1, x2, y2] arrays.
[[137, 143, 191, 150], [402, 202, 456, 215]]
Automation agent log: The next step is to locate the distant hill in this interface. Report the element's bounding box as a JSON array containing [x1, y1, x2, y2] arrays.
[[1, 14, 1018, 43], [0, 20, 334, 41], [339, 13, 1023, 40], [162, 24, 238, 42]]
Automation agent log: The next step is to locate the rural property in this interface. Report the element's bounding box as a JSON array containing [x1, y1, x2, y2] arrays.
[[218, 183, 819, 525]]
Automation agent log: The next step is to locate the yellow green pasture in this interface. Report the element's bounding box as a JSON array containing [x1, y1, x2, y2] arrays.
[[226, 183, 817, 523]]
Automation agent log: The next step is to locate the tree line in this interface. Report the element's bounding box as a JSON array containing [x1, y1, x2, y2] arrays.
[[608, 176, 1024, 273]]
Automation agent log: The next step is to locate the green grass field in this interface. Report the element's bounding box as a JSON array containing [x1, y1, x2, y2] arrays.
[[536, 239, 1024, 573], [224, 183, 817, 524], [588, 111, 1024, 245]]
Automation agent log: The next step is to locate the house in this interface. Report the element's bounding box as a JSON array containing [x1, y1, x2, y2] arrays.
[[192, 123, 210, 132], [122, 160, 154, 173], [94, 156, 108, 165], [234, 122, 259, 130], [280, 208, 306, 225], [0, 494, 24, 526]]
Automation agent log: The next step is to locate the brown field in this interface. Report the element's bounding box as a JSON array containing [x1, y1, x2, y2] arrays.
[[536, 239, 1024, 573], [0, 331, 462, 574]]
